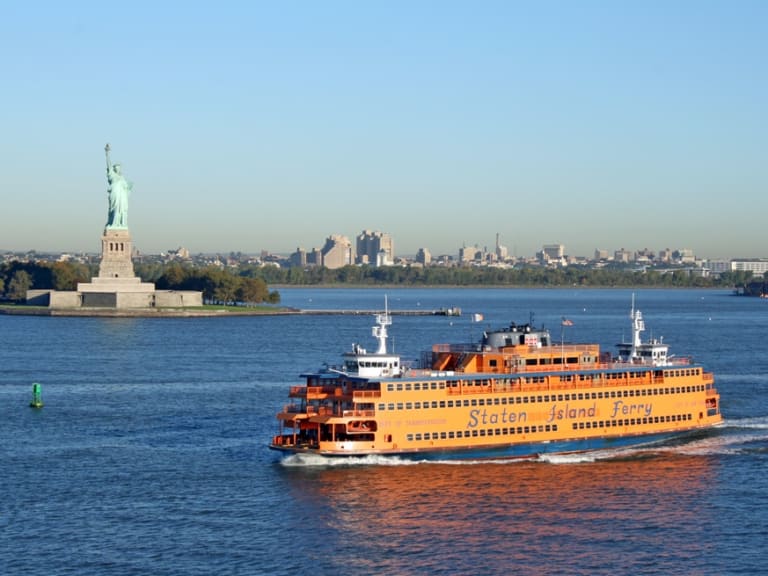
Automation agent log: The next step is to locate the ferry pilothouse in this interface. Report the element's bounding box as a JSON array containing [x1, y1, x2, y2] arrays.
[[270, 300, 722, 460]]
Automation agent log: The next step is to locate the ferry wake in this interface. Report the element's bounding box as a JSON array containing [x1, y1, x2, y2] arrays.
[[269, 301, 722, 460]]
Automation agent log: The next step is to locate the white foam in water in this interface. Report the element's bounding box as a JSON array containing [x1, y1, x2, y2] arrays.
[[280, 453, 419, 467], [537, 452, 601, 464], [723, 416, 768, 430]]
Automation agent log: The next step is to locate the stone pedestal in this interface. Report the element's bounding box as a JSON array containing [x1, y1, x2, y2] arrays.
[[75, 227, 156, 308], [98, 228, 135, 278]]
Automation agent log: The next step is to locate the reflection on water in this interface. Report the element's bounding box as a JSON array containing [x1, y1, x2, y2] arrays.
[[278, 451, 717, 575]]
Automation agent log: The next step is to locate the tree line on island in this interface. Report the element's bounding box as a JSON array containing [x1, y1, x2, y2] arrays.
[[0, 261, 279, 306], [0, 259, 760, 305]]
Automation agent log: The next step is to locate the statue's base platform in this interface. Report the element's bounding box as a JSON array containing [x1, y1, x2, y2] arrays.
[[78, 277, 156, 293], [76, 278, 157, 308]]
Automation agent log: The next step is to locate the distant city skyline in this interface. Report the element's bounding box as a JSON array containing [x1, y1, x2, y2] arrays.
[[2, 2, 766, 260]]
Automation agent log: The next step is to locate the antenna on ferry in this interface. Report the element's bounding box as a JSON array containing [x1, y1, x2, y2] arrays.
[[373, 295, 392, 354], [630, 293, 645, 360]]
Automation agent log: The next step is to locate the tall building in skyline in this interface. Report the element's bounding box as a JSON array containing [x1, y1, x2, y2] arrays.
[[416, 247, 431, 266], [356, 230, 394, 267], [321, 235, 353, 269], [495, 233, 508, 261]]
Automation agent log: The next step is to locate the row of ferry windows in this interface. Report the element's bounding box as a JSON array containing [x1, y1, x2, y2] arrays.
[[387, 369, 702, 393], [572, 413, 692, 430], [377, 385, 706, 411], [407, 424, 559, 442], [404, 414, 692, 443]]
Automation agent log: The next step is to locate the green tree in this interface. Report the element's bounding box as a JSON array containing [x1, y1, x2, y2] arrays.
[[8, 270, 32, 301], [236, 277, 269, 304]]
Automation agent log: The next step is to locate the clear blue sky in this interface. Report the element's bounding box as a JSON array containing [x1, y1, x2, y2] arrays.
[[1, 1, 765, 259]]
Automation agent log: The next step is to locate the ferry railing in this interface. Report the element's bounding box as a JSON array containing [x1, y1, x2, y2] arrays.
[[444, 369, 711, 396]]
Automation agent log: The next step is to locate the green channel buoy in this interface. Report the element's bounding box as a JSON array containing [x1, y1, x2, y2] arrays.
[[30, 382, 43, 408]]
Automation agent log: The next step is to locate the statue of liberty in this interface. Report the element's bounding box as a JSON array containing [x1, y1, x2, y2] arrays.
[[105, 143, 132, 229]]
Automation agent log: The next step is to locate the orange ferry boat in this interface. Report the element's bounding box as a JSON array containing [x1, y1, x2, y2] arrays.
[[270, 301, 722, 459]]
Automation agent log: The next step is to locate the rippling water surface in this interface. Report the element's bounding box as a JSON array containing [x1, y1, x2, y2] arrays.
[[1, 288, 767, 575]]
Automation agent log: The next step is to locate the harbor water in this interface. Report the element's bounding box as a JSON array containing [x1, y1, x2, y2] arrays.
[[1, 288, 767, 575]]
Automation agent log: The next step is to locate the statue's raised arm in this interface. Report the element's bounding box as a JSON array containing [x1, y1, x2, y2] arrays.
[[104, 143, 131, 230]]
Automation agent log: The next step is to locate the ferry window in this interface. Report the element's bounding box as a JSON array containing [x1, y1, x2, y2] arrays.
[[585, 422, 591, 429], [439, 401, 446, 408], [490, 359, 497, 367], [415, 433, 422, 441], [407, 434, 414, 441], [479, 399, 485, 406], [479, 430, 486, 437], [441, 432, 447, 439], [558, 394, 564, 401], [578, 422, 585, 429], [629, 390, 635, 397], [414, 383, 421, 390], [537, 396, 543, 403], [431, 401, 438, 408], [545, 425, 551, 432], [431, 432, 439, 440], [503, 428, 509, 435], [523, 397, 529, 404], [471, 399, 478, 407], [439, 383, 445, 390], [396, 384, 403, 391], [654, 416, 659, 423], [572, 423, 578, 430], [405, 384, 412, 391], [431, 383, 438, 390], [472, 430, 478, 437], [515, 397, 522, 404], [447, 401, 454, 408], [494, 398, 501, 405], [414, 402, 421, 409], [517, 427, 523, 434], [464, 400, 470, 407], [448, 432, 455, 439], [524, 426, 531, 433], [378, 404, 385, 411], [597, 392, 603, 399], [565, 394, 571, 401], [388, 403, 395, 410], [501, 398, 507, 405], [553, 425, 558, 431], [406, 402, 413, 410], [397, 403, 403, 410], [387, 384, 395, 392]]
